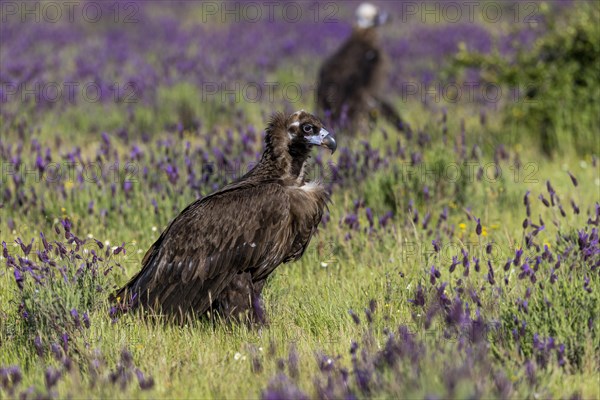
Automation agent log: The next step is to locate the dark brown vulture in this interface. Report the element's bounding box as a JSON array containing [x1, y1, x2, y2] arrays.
[[317, 2, 407, 133], [115, 111, 336, 323]]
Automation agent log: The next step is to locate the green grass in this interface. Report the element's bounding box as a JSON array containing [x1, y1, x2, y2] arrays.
[[1, 90, 599, 399]]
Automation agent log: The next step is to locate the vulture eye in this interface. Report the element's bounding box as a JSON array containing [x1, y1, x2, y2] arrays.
[[302, 124, 314, 134]]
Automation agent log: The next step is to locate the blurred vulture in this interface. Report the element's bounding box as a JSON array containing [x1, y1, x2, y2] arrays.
[[115, 111, 336, 323], [317, 2, 407, 133]]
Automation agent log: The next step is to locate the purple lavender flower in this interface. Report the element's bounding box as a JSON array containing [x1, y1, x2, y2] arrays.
[[557, 344, 566, 366], [474, 257, 480, 272], [570, 199, 580, 214], [449, 256, 459, 273], [83, 312, 90, 329], [45, 367, 62, 389], [0, 365, 22, 392], [409, 285, 426, 307], [343, 213, 360, 231], [261, 374, 308, 400], [348, 310, 361, 325], [365, 208, 374, 229], [13, 268, 24, 290], [135, 368, 155, 390], [422, 212, 431, 230], [378, 211, 393, 228], [524, 360, 536, 384], [70, 308, 81, 328], [429, 265, 441, 285], [567, 171, 578, 187], [514, 249, 523, 266]]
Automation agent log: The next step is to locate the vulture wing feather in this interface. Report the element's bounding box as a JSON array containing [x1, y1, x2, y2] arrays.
[[117, 182, 292, 317]]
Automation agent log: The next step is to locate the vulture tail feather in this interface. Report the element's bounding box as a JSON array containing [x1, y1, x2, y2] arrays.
[[373, 96, 409, 133]]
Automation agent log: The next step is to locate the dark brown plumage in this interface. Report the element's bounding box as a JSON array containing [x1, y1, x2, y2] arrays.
[[115, 111, 336, 323], [317, 3, 407, 133]]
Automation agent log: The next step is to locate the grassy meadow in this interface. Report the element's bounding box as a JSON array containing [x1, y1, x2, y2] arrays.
[[1, 1, 599, 399]]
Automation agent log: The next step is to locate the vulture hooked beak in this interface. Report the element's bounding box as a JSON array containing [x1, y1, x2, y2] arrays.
[[307, 128, 337, 154]]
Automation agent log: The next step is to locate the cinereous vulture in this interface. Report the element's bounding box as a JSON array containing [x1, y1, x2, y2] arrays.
[[115, 111, 336, 323], [317, 2, 407, 133]]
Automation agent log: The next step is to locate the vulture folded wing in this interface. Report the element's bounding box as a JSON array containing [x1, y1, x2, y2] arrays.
[[119, 182, 293, 317], [281, 184, 329, 265]]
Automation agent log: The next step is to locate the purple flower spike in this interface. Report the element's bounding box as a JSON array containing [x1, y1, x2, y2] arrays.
[[70, 309, 81, 328], [45, 367, 62, 389], [365, 208, 374, 228], [83, 312, 90, 329], [567, 171, 578, 187], [429, 265, 440, 285], [449, 256, 459, 273], [409, 285, 426, 307], [135, 368, 155, 390], [570, 199, 580, 214], [13, 269, 24, 290]]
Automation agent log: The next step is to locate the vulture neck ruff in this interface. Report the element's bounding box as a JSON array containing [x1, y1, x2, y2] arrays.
[[352, 26, 379, 43], [254, 112, 312, 184]]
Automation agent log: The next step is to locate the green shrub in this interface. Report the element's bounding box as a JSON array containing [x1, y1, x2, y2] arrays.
[[452, 3, 600, 156]]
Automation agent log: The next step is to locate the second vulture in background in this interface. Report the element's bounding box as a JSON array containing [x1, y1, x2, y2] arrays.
[[317, 2, 407, 134]]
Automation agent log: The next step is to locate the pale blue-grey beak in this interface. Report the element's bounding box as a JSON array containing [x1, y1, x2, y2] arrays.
[[307, 128, 337, 154]]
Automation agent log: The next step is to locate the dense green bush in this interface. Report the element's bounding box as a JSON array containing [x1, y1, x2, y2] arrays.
[[453, 3, 600, 155]]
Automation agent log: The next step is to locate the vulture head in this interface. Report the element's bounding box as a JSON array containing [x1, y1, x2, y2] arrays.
[[355, 2, 390, 29], [264, 110, 336, 179]]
